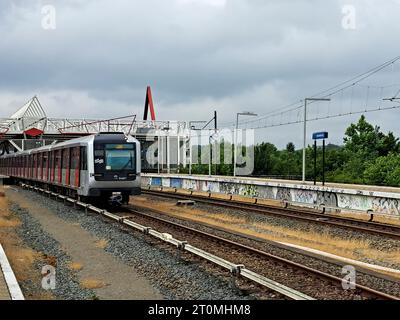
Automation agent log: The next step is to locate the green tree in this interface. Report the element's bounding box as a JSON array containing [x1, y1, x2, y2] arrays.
[[344, 115, 399, 158], [376, 131, 400, 156], [254, 142, 279, 175], [364, 153, 400, 186], [286, 142, 295, 153], [344, 115, 380, 159]]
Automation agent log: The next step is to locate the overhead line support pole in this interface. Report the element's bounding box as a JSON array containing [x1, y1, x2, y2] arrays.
[[302, 98, 331, 183]]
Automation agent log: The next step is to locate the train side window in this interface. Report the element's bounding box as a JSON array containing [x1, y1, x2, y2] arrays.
[[80, 147, 87, 170]]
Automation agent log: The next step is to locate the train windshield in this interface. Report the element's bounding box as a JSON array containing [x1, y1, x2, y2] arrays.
[[105, 144, 135, 170]]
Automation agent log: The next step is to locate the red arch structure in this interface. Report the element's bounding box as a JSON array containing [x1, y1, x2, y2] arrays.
[[143, 86, 156, 121]]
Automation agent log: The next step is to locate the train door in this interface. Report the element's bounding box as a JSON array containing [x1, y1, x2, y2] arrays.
[[32, 154, 35, 179], [39, 153, 43, 180], [19, 156, 22, 177], [55, 150, 62, 184], [36, 153, 39, 180], [16, 157, 19, 177], [80, 146, 87, 190], [62, 148, 71, 185], [49, 151, 54, 182], [30, 154, 34, 179], [23, 155, 27, 177], [33, 154, 37, 179], [70, 147, 80, 188], [28, 155, 32, 178], [43, 152, 48, 181]]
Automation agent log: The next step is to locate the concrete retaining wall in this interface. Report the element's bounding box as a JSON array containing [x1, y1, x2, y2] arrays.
[[141, 174, 400, 218]]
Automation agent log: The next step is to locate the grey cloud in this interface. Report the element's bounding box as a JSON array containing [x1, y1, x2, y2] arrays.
[[0, 0, 400, 148]]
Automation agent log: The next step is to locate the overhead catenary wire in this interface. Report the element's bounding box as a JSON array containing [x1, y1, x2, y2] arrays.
[[228, 55, 400, 129], [247, 104, 400, 130]]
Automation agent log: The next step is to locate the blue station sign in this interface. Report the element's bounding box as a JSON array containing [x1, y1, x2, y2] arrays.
[[312, 131, 328, 140]]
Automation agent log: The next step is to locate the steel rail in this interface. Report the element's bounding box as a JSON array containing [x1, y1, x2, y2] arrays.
[[18, 183, 313, 300], [123, 206, 399, 301], [142, 189, 400, 240]]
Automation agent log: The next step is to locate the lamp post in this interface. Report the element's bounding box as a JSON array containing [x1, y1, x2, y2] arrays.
[[302, 98, 330, 183], [234, 111, 258, 177], [188, 121, 207, 176], [208, 130, 219, 176]]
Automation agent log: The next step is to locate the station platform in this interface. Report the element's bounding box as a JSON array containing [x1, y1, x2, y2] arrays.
[[142, 173, 400, 219], [0, 269, 10, 300], [236, 176, 400, 195], [0, 243, 24, 300]]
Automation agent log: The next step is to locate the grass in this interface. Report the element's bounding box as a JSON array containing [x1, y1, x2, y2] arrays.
[[0, 217, 20, 228], [330, 211, 400, 226], [6, 248, 40, 281], [0, 187, 56, 299], [94, 239, 108, 249], [0, 195, 20, 228], [132, 195, 400, 271], [0, 189, 43, 284], [80, 279, 106, 289], [0, 189, 40, 280], [68, 262, 83, 271]]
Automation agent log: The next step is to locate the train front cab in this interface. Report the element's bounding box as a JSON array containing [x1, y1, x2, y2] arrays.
[[87, 134, 141, 204]]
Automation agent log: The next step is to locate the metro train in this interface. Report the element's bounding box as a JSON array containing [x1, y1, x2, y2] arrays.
[[0, 133, 141, 204]]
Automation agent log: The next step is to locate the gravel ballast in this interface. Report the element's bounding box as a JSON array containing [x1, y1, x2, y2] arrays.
[[10, 203, 96, 300], [130, 194, 400, 298], [11, 188, 252, 300]]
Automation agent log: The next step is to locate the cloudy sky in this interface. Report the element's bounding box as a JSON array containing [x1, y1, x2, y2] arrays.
[[1, 0, 400, 148]]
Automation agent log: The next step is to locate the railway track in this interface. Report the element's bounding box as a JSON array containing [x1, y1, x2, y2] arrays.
[[18, 183, 400, 300], [141, 189, 400, 240], [19, 183, 310, 300], [119, 205, 399, 300]]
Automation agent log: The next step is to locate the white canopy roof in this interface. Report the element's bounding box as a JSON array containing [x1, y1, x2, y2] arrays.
[[9, 96, 46, 120]]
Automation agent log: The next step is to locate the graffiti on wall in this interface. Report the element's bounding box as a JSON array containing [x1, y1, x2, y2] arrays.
[[372, 197, 400, 217], [143, 175, 400, 218], [203, 181, 220, 193], [257, 186, 275, 200], [142, 177, 151, 186], [241, 184, 259, 197], [293, 190, 314, 204], [276, 187, 292, 201], [151, 177, 162, 186], [338, 194, 369, 211], [162, 178, 170, 187], [220, 182, 241, 195], [182, 179, 199, 191], [316, 191, 338, 207], [170, 178, 183, 189]]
